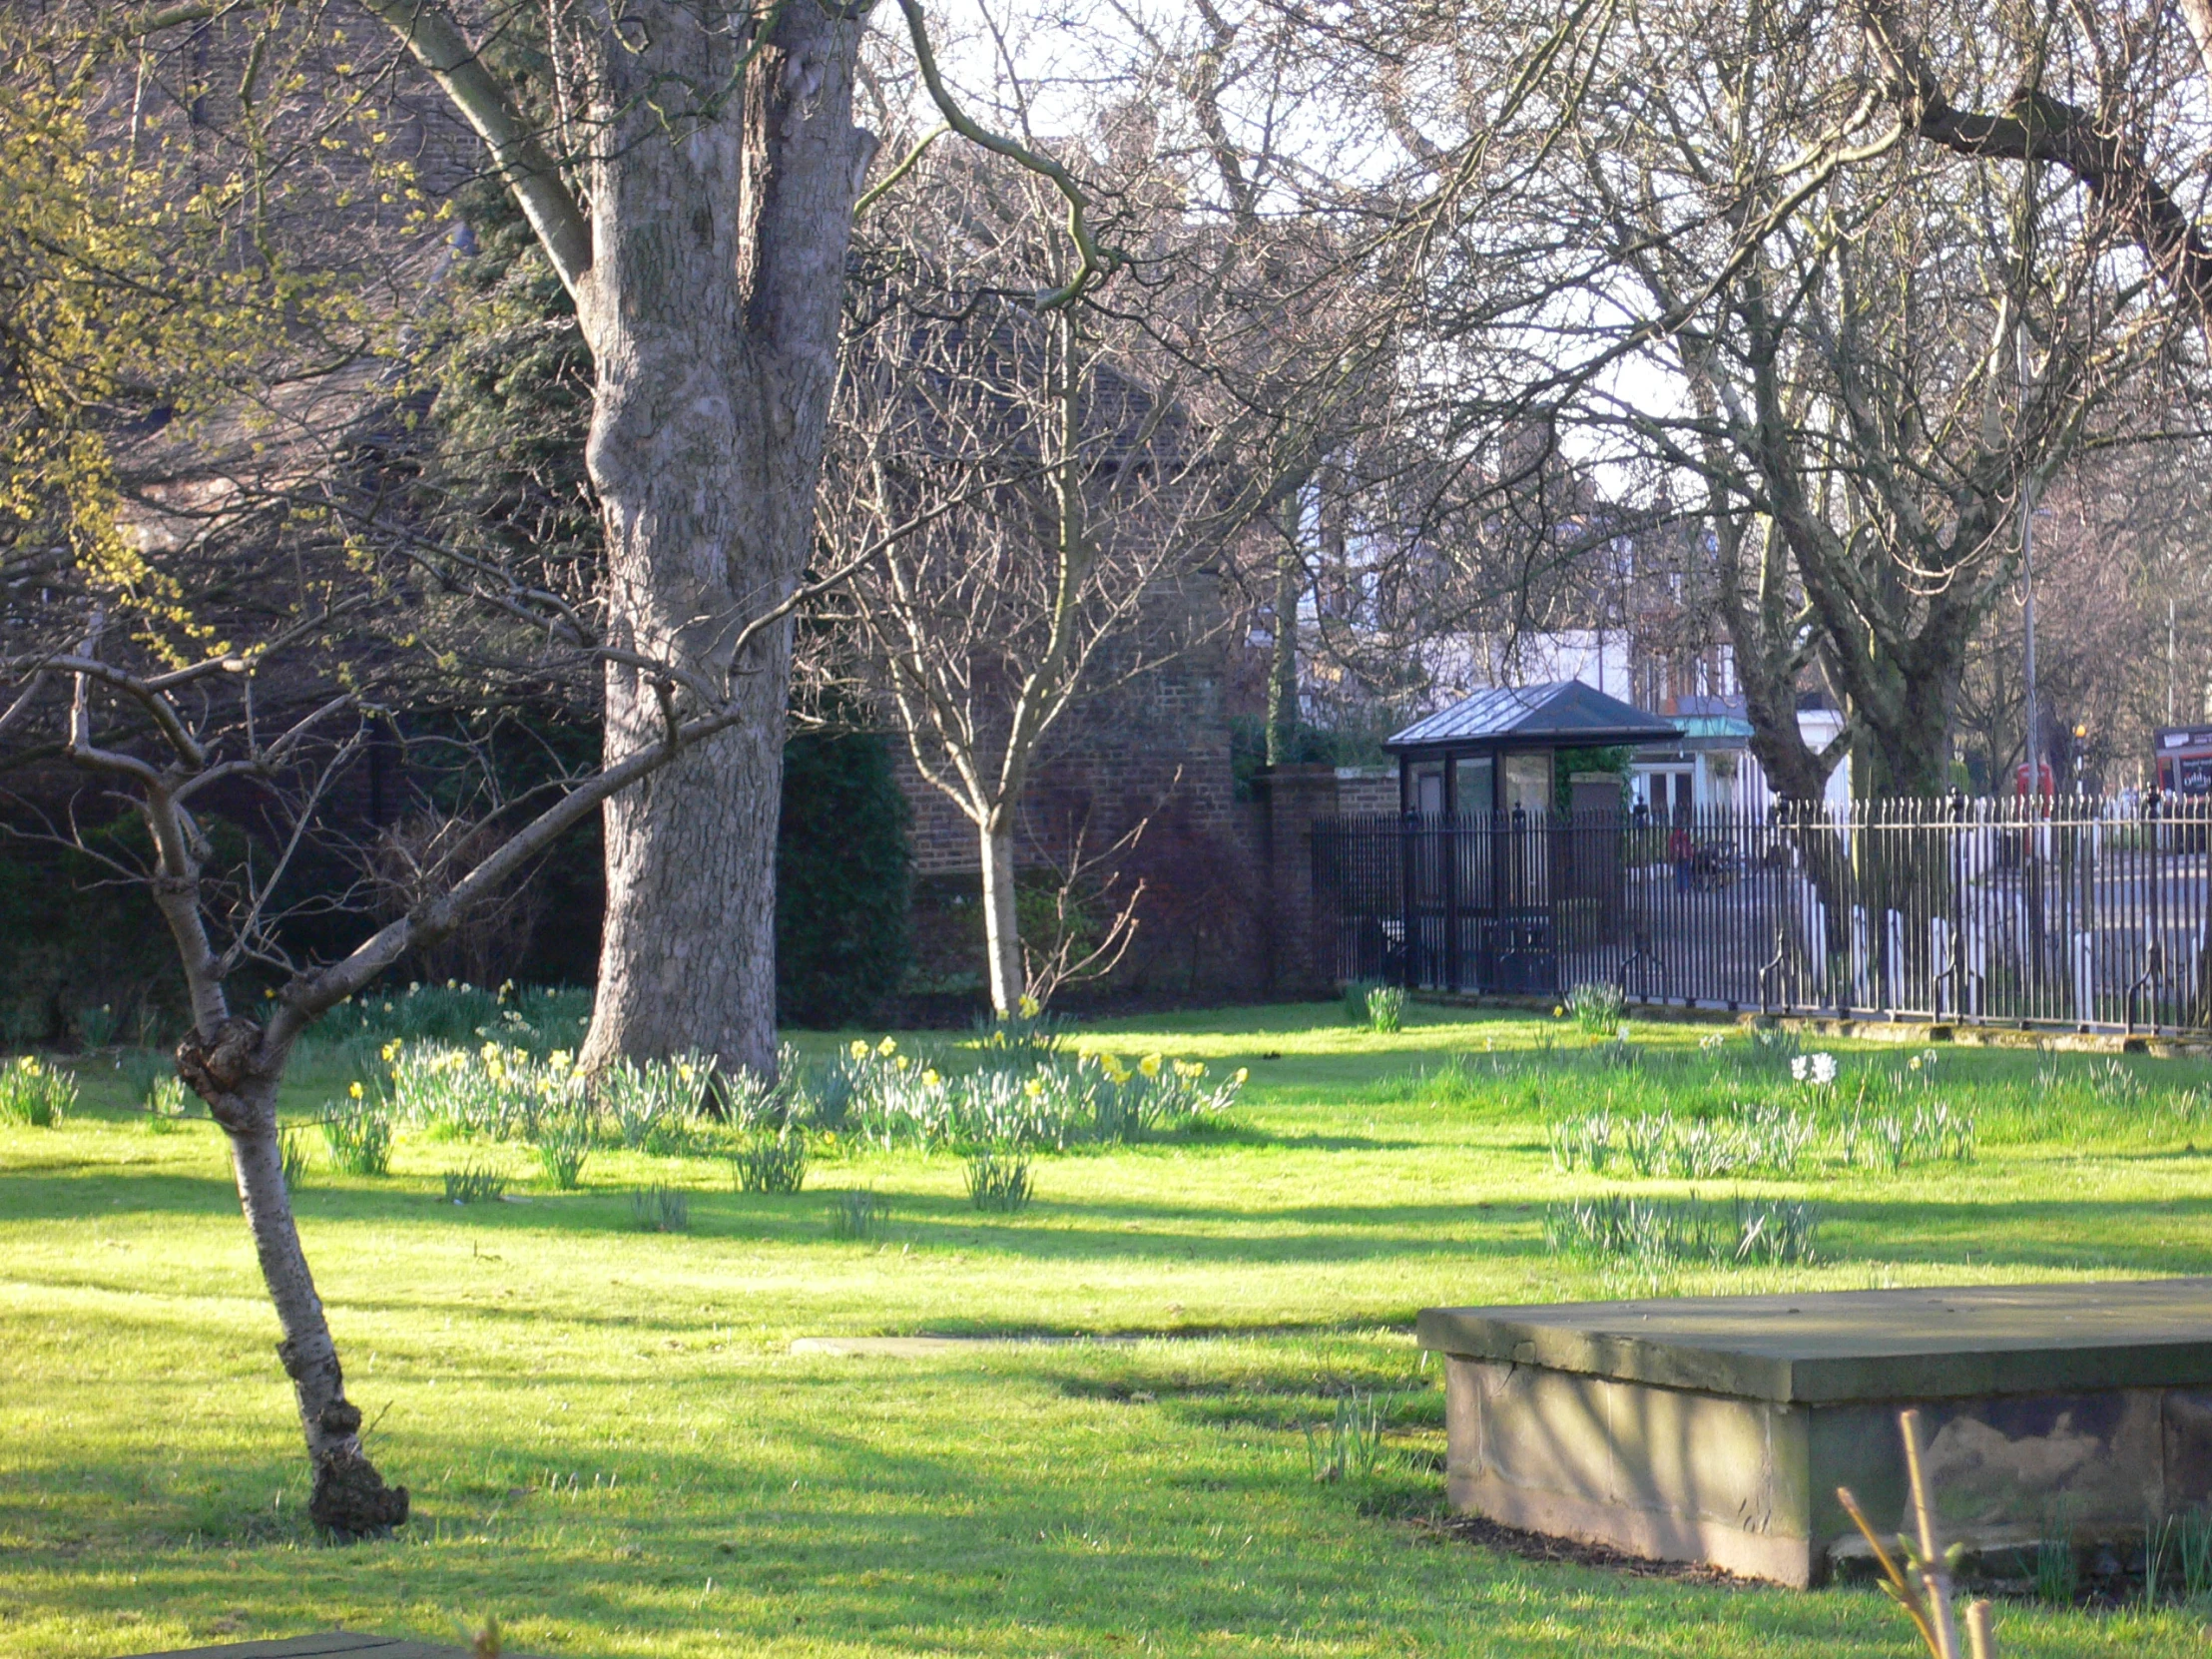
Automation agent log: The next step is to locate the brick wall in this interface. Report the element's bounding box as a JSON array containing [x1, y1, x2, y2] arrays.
[[885, 611, 1398, 1003], [1336, 766, 1398, 817], [889, 602, 1276, 998]]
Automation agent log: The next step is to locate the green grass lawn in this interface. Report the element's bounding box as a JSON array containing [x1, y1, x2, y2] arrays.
[[5, 1001, 2212, 1657]]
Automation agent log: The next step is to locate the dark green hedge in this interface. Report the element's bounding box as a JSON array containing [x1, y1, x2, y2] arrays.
[[0, 728, 914, 1042], [776, 729, 912, 1027]]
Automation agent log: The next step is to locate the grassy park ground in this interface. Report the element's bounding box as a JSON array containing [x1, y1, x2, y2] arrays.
[[4, 999, 2212, 1657]]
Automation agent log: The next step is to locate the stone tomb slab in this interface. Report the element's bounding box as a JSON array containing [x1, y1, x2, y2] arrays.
[[1415, 1279, 2212, 1586]]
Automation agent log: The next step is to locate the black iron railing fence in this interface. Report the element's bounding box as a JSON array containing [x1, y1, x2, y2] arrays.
[[1311, 797, 2212, 1032]]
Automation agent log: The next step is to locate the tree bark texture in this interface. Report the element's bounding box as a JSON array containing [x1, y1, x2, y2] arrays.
[[571, 0, 872, 1079], [979, 824, 1024, 1016], [178, 1018, 408, 1535]]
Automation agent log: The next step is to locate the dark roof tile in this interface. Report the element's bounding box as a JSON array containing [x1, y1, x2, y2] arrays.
[[1384, 681, 1680, 751]]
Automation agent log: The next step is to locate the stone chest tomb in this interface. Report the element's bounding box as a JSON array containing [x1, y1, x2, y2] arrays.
[[1417, 1279, 2212, 1585]]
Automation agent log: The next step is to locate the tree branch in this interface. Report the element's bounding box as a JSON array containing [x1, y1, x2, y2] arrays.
[[1860, 0, 2212, 323], [891, 0, 1119, 309], [352, 0, 593, 294]]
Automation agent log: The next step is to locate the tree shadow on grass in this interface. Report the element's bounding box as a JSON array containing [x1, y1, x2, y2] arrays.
[[3, 1361, 1871, 1659]]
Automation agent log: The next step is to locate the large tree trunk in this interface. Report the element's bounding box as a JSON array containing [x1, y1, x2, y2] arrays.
[[572, 0, 871, 1079], [178, 1019, 408, 1536], [980, 822, 1023, 1015]]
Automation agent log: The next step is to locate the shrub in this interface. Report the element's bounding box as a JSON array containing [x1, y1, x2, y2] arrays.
[[732, 1130, 808, 1194], [444, 1164, 508, 1204], [1565, 981, 1625, 1035], [630, 1183, 689, 1233], [0, 1055, 74, 1127], [1366, 985, 1406, 1034], [965, 1151, 1033, 1213], [322, 1101, 394, 1176], [777, 727, 911, 1028], [829, 1189, 890, 1241]]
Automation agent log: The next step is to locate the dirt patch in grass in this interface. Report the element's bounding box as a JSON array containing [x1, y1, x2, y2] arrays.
[[1419, 1510, 1757, 1587]]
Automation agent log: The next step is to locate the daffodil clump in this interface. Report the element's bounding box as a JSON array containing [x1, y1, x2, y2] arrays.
[[1526, 1038, 1974, 1183], [1088, 1051, 1247, 1142], [384, 1039, 590, 1142], [597, 1053, 720, 1151], [372, 1035, 725, 1172], [974, 996, 1065, 1060], [812, 1037, 1247, 1151], [0, 1053, 75, 1127]]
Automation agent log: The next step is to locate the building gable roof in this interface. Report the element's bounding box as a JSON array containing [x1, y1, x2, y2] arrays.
[[1384, 681, 1681, 753]]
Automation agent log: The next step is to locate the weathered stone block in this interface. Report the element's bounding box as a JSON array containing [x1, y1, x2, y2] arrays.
[[1419, 1280, 2212, 1585]]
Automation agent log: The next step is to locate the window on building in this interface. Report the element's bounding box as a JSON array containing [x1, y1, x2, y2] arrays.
[[1453, 757, 1494, 817], [1411, 763, 1444, 816], [1503, 753, 1551, 819]]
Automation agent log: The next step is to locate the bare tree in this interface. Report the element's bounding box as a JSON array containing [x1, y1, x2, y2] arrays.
[[826, 131, 1228, 1012], [1448, 0, 2157, 796], [83, 0, 1126, 1079]]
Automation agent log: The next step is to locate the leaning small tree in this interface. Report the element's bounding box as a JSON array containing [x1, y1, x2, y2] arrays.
[[0, 569, 856, 1530]]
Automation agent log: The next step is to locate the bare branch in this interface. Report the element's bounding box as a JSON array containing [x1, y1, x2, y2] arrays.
[[352, 0, 593, 294]]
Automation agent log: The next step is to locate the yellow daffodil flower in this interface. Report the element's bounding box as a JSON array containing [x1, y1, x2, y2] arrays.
[[348, 1081, 364, 1101], [850, 1039, 868, 1060], [921, 1069, 940, 1087], [1139, 1054, 1162, 1078], [877, 1037, 897, 1057]]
